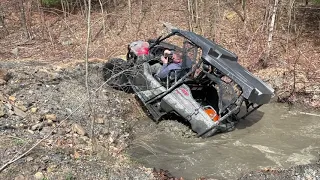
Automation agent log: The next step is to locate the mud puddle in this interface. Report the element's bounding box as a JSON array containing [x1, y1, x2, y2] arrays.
[[128, 103, 320, 179]]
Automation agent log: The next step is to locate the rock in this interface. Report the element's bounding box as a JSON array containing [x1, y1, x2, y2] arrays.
[[13, 106, 27, 118], [101, 128, 110, 136], [40, 127, 54, 136], [45, 114, 57, 122], [47, 164, 57, 173], [30, 107, 38, 113], [61, 40, 73, 46], [42, 156, 49, 162], [31, 122, 44, 131], [9, 96, 16, 102], [11, 47, 19, 57], [0, 93, 5, 101], [14, 175, 26, 180], [15, 101, 28, 112], [95, 117, 104, 124], [312, 94, 319, 100], [4, 103, 12, 110], [0, 69, 10, 85], [73, 150, 80, 159], [17, 105, 28, 112], [0, 79, 5, 85], [72, 123, 87, 136], [0, 102, 6, 117], [34, 172, 44, 180], [47, 119, 53, 125], [30, 114, 41, 123], [64, 127, 71, 134], [26, 156, 33, 162], [27, 129, 34, 134]]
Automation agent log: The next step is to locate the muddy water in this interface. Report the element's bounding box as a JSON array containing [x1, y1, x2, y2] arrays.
[[128, 103, 320, 180]]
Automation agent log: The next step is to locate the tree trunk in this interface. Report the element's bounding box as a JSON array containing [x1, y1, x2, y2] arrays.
[[83, 0, 88, 18], [286, 0, 295, 51], [128, 0, 132, 23], [0, 4, 9, 37], [187, 0, 193, 31], [266, 0, 280, 64], [242, 0, 246, 21], [98, 0, 105, 34], [84, 0, 96, 153], [19, 0, 30, 39], [37, 0, 45, 38], [195, 0, 199, 27]]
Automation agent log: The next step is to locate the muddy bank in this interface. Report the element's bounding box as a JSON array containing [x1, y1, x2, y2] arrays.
[[0, 60, 153, 179], [239, 161, 320, 180]]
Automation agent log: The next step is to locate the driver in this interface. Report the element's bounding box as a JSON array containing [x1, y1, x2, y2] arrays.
[[151, 49, 183, 79]]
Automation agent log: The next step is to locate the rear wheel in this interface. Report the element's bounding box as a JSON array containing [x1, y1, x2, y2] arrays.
[[103, 58, 131, 92], [201, 128, 219, 138]]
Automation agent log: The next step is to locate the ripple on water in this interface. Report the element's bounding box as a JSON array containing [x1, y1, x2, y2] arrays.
[[129, 103, 320, 180]]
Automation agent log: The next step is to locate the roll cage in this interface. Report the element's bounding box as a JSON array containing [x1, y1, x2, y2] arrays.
[[146, 28, 273, 128]]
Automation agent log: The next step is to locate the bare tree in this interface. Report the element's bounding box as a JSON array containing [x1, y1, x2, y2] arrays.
[[18, 0, 31, 39], [61, 0, 67, 20], [98, 0, 106, 34], [83, 0, 88, 18], [0, 4, 9, 36], [286, 0, 295, 50], [187, 0, 202, 31], [242, 0, 247, 22], [128, 0, 132, 23], [266, 0, 280, 64], [84, 0, 97, 153], [187, 0, 194, 31]]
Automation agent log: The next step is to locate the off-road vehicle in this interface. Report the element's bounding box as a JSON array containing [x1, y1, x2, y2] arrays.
[[103, 24, 274, 137]]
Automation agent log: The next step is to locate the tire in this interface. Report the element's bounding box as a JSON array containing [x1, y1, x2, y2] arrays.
[[201, 127, 218, 138], [103, 58, 131, 92]]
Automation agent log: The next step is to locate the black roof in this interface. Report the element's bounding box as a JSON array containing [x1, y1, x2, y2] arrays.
[[170, 28, 274, 105], [172, 29, 238, 61]]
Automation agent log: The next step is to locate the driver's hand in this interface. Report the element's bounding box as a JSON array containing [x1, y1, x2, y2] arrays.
[[161, 55, 168, 64], [164, 49, 171, 55]]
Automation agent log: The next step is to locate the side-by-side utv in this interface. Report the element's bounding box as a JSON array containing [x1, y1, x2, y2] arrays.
[[103, 24, 274, 137]]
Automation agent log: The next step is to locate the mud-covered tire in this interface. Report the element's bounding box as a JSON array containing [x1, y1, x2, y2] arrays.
[[201, 127, 219, 138], [103, 58, 131, 92]]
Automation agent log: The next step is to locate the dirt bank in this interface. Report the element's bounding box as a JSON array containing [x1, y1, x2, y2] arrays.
[[239, 161, 320, 180], [0, 59, 154, 179]]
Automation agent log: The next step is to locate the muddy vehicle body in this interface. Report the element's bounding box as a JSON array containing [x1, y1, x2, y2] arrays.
[[103, 25, 274, 137]]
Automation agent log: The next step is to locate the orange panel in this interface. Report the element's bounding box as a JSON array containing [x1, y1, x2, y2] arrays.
[[204, 108, 219, 122]]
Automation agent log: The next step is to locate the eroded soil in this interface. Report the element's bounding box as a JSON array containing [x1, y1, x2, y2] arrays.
[[0, 59, 153, 179]]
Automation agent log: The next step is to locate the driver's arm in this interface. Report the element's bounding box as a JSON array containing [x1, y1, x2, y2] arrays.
[[157, 63, 169, 79]]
